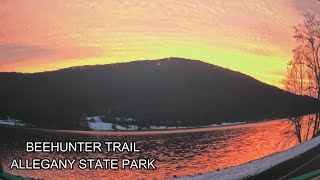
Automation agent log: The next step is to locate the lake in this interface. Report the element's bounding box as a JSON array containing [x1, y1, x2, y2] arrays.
[[0, 114, 316, 179]]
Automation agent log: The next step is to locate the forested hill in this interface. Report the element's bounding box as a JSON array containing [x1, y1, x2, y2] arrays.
[[0, 57, 319, 129]]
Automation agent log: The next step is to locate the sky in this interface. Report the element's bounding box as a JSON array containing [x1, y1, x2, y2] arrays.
[[0, 0, 320, 87]]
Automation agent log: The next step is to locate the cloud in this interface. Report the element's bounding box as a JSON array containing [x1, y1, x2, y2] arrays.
[[289, 1, 320, 16], [0, 44, 54, 64], [0, 0, 318, 86]]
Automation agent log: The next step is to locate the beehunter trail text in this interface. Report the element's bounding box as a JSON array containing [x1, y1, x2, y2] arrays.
[[9, 141, 156, 170], [26, 141, 140, 153]]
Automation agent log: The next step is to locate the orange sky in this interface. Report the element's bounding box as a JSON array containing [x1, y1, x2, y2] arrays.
[[0, 0, 319, 87]]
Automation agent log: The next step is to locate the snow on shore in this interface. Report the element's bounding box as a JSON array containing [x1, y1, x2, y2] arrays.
[[0, 119, 28, 127], [148, 122, 246, 130], [177, 135, 320, 180], [87, 116, 246, 131], [208, 122, 246, 127], [87, 116, 139, 130]]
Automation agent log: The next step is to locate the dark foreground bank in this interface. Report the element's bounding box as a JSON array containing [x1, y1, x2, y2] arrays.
[[247, 142, 320, 180]]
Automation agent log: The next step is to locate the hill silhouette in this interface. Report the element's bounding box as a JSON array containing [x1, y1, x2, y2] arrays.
[[0, 57, 319, 129]]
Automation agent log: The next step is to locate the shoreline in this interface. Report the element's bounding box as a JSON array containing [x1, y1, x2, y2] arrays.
[[176, 135, 320, 180], [246, 143, 320, 179], [0, 119, 280, 135], [0, 115, 290, 133], [1, 111, 315, 133]]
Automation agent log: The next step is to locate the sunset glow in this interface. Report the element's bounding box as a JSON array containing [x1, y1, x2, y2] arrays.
[[1, 0, 320, 87]]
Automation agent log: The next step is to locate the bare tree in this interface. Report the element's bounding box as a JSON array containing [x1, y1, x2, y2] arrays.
[[289, 13, 320, 98], [283, 13, 320, 139], [283, 59, 305, 95]]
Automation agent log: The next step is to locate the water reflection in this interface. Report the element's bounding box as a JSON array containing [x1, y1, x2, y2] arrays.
[[0, 114, 318, 180], [279, 113, 320, 149]]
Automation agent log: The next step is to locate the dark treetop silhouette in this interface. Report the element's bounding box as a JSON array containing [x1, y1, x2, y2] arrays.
[[0, 57, 319, 129]]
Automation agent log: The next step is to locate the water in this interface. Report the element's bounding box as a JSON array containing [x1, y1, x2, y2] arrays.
[[0, 115, 317, 180]]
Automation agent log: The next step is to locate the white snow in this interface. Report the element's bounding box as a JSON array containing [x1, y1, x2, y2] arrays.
[[87, 116, 139, 130], [87, 116, 113, 130], [176, 135, 320, 180], [115, 124, 138, 130], [86, 116, 193, 131], [87, 116, 247, 131], [0, 119, 28, 127], [147, 122, 246, 130]]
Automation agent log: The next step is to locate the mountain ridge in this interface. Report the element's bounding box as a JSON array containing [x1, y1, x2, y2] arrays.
[[0, 57, 319, 129]]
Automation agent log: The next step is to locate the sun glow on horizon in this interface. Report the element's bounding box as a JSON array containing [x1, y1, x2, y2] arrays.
[[1, 0, 320, 87]]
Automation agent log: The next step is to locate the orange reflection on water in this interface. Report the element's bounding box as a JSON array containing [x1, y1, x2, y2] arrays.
[[0, 115, 316, 179]]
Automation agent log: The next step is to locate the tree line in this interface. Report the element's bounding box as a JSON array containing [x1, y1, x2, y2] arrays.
[[283, 12, 320, 139]]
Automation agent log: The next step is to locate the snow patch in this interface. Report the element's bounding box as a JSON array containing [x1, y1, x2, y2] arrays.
[[176, 135, 320, 180], [87, 116, 113, 130], [87, 116, 138, 131], [115, 124, 138, 131], [146, 122, 246, 130], [0, 119, 28, 127], [87, 116, 248, 131]]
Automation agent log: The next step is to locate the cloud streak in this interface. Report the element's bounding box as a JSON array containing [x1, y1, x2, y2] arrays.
[[0, 44, 53, 63]]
